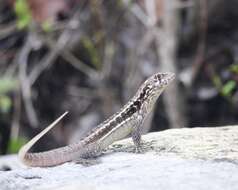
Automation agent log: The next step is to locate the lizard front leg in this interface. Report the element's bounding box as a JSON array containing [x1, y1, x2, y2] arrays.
[[131, 116, 143, 153]]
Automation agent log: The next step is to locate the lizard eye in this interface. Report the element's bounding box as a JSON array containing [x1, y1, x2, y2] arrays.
[[154, 73, 164, 82]]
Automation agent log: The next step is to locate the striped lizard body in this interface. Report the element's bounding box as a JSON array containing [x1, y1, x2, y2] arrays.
[[18, 72, 175, 167]]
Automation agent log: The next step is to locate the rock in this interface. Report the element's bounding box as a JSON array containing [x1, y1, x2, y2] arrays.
[[0, 126, 238, 190]]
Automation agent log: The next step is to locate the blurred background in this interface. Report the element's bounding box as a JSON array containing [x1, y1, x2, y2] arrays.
[[0, 0, 238, 155]]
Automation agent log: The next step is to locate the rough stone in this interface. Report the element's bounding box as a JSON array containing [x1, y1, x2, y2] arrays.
[[0, 126, 238, 190]]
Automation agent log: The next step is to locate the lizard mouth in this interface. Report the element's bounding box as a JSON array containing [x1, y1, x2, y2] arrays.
[[166, 72, 175, 83]]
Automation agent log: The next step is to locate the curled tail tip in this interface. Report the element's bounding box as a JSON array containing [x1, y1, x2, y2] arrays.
[[58, 111, 69, 121], [63, 111, 69, 116], [18, 145, 28, 164]]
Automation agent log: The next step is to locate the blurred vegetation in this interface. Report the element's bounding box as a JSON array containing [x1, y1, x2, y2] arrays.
[[0, 78, 17, 113], [0, 77, 18, 154], [14, 0, 32, 29], [7, 137, 26, 154]]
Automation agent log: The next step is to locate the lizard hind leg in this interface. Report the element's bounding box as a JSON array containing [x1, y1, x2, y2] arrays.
[[72, 143, 102, 166], [131, 124, 143, 153]]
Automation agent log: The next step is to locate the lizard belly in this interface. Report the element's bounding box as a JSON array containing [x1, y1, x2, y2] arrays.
[[98, 117, 137, 149]]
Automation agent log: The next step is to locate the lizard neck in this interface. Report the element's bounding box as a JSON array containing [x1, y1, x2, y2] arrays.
[[134, 84, 164, 117]]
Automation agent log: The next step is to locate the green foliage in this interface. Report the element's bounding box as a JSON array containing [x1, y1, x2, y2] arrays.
[[14, 0, 53, 31], [212, 74, 237, 98], [0, 78, 18, 94], [14, 0, 32, 29], [0, 95, 12, 113], [41, 21, 53, 32], [229, 64, 238, 74], [81, 37, 101, 69], [0, 78, 19, 153], [212, 75, 222, 89], [0, 78, 18, 113], [221, 80, 236, 97], [7, 138, 27, 154]]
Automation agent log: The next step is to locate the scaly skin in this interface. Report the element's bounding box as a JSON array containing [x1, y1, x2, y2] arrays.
[[18, 72, 175, 167]]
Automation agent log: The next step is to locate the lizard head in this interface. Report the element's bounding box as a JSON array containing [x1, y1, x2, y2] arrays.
[[144, 72, 175, 94], [152, 72, 175, 90], [136, 72, 175, 112]]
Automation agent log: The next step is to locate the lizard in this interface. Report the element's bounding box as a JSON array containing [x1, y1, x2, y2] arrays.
[[18, 72, 175, 167]]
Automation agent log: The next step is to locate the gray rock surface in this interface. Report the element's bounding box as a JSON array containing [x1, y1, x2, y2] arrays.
[[0, 126, 238, 190]]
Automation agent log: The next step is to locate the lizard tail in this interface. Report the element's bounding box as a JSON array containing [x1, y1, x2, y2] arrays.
[[18, 111, 68, 166]]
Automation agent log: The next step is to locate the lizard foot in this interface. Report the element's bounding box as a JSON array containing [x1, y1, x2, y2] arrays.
[[134, 146, 144, 153]]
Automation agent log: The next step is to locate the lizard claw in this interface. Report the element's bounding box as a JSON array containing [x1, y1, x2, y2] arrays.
[[134, 146, 143, 153]]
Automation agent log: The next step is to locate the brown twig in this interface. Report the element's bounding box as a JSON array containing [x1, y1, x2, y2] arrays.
[[41, 35, 100, 80], [61, 50, 100, 80], [29, 9, 82, 85], [0, 22, 17, 40], [139, 0, 187, 129], [191, 0, 208, 83], [10, 89, 21, 139], [17, 35, 39, 128]]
